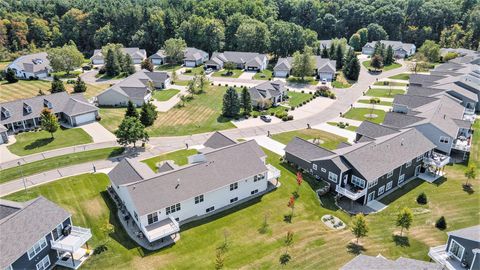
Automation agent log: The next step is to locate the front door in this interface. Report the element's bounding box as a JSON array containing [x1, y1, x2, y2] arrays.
[[415, 165, 421, 176], [367, 191, 375, 202]]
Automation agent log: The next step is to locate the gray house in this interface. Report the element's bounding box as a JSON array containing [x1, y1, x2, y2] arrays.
[[148, 50, 167, 65], [96, 70, 169, 107], [284, 126, 436, 206], [362, 40, 416, 58], [91, 47, 147, 65], [273, 56, 336, 81], [0, 92, 99, 138], [429, 225, 480, 270], [149, 47, 208, 67], [205, 51, 268, 71], [0, 125, 8, 144], [0, 197, 92, 270], [341, 254, 441, 270], [6, 52, 52, 79], [248, 80, 286, 109]]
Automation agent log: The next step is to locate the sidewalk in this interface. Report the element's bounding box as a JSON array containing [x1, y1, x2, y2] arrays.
[[152, 85, 188, 112]]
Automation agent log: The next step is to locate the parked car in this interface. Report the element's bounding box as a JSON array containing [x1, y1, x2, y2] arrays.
[[82, 65, 92, 71], [321, 78, 327, 84], [260, 115, 272, 122], [205, 68, 213, 74]]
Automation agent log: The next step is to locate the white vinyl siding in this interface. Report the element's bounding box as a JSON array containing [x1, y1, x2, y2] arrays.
[[166, 203, 181, 215], [36, 255, 50, 270], [147, 212, 159, 225], [27, 237, 47, 260], [351, 175, 365, 188], [230, 182, 238, 191], [194, 195, 204, 204]]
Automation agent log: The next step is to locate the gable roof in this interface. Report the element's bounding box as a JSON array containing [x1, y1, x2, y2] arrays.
[[409, 74, 447, 87], [184, 47, 208, 62], [393, 94, 440, 109], [108, 158, 156, 186], [91, 47, 147, 61], [340, 254, 441, 270], [149, 49, 166, 59], [364, 40, 415, 52], [273, 56, 335, 73], [285, 137, 336, 161], [8, 52, 51, 74], [356, 121, 400, 139], [248, 80, 286, 100], [203, 131, 237, 149], [448, 225, 480, 242], [209, 51, 267, 66], [406, 86, 446, 97], [0, 197, 70, 269]]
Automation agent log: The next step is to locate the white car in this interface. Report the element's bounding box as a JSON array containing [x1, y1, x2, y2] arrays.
[[321, 79, 327, 84]]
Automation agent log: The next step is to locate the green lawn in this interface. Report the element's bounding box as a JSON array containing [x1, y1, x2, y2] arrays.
[[287, 91, 313, 107], [7, 128, 93, 156], [271, 129, 347, 150], [157, 63, 182, 71], [357, 99, 393, 106], [51, 70, 82, 78], [343, 108, 386, 124], [363, 60, 402, 71], [287, 76, 318, 85], [253, 69, 273, 80], [326, 122, 358, 132], [366, 88, 405, 98], [212, 69, 243, 78], [153, 89, 180, 101], [95, 73, 127, 80], [3, 124, 479, 270], [184, 65, 205, 75], [171, 80, 190, 86], [332, 72, 353, 88], [388, 73, 410, 80], [0, 147, 124, 183], [141, 149, 198, 172], [373, 81, 407, 87]]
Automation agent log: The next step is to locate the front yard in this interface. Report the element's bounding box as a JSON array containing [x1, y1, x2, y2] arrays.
[[357, 99, 393, 106], [212, 69, 244, 78], [388, 73, 410, 80], [363, 60, 402, 71], [365, 88, 405, 98], [152, 89, 180, 101], [343, 108, 386, 124], [287, 91, 314, 107], [7, 127, 93, 156], [373, 81, 407, 87], [271, 129, 348, 150], [287, 76, 318, 85], [184, 65, 206, 75], [332, 72, 353, 88], [253, 69, 273, 80], [156, 63, 182, 72]]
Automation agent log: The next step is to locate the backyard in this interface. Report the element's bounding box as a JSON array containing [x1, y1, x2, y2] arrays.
[[141, 149, 198, 172], [7, 127, 93, 156], [253, 69, 273, 80], [343, 108, 386, 124], [153, 89, 180, 101], [365, 88, 405, 98], [271, 129, 348, 150], [212, 69, 243, 78], [363, 60, 402, 71]]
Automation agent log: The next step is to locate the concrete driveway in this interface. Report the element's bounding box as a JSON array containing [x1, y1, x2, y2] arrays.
[[80, 122, 116, 143], [0, 136, 20, 163], [238, 71, 256, 80], [246, 135, 285, 156]]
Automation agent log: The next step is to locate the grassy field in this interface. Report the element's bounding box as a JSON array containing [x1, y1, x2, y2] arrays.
[[343, 108, 386, 124], [0, 147, 124, 183], [271, 129, 347, 150], [51, 70, 82, 79], [7, 128, 93, 156], [253, 69, 273, 80], [0, 80, 109, 102], [153, 89, 180, 101], [326, 122, 358, 132], [141, 149, 198, 172], [357, 99, 393, 106], [388, 73, 410, 80], [373, 81, 407, 87], [100, 85, 236, 136], [212, 69, 244, 78], [363, 61, 402, 71], [366, 88, 405, 98], [157, 63, 182, 71], [184, 65, 205, 75], [287, 91, 313, 107], [287, 76, 318, 85], [332, 72, 353, 88]]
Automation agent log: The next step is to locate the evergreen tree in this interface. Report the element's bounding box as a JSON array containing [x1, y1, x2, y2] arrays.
[[105, 48, 120, 77], [435, 216, 447, 230], [125, 100, 139, 118], [5, 68, 18, 83], [370, 55, 384, 70], [123, 54, 136, 75], [344, 57, 360, 80], [141, 58, 154, 72], [385, 45, 394, 65], [373, 41, 382, 56], [139, 101, 158, 127], [335, 45, 344, 69], [321, 46, 329, 58], [40, 108, 59, 138], [73, 76, 87, 93], [115, 116, 149, 148], [240, 87, 252, 115], [222, 87, 240, 117], [329, 43, 336, 60], [50, 75, 65, 93]]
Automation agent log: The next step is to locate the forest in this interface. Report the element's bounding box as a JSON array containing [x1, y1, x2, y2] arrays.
[[1, 0, 479, 60]]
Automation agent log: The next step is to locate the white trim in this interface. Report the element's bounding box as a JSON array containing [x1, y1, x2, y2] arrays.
[[27, 237, 47, 260], [367, 191, 375, 202], [387, 170, 394, 178], [313, 164, 317, 170], [386, 181, 393, 191], [449, 238, 465, 261], [35, 255, 50, 270], [378, 185, 385, 196], [351, 175, 365, 188], [328, 172, 338, 183], [398, 174, 405, 184]]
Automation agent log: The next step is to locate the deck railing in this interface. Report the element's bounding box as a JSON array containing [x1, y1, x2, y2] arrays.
[[335, 185, 367, 200]]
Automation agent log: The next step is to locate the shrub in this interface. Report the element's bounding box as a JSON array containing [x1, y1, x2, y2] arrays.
[[282, 116, 288, 121], [435, 216, 447, 230], [95, 115, 102, 121], [185, 69, 192, 73], [291, 107, 295, 111], [337, 122, 347, 129], [275, 111, 288, 119], [329, 93, 336, 99], [253, 114, 258, 118], [287, 115, 294, 120], [417, 192, 428, 204], [98, 66, 106, 74], [301, 90, 304, 93], [270, 112, 275, 116]]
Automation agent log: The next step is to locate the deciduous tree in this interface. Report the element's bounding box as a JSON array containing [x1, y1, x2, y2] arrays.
[[419, 40, 440, 62], [141, 58, 154, 72], [349, 33, 361, 51], [396, 207, 413, 236], [292, 47, 315, 80], [164, 38, 186, 64], [47, 42, 84, 75], [351, 213, 368, 244], [115, 116, 149, 148], [370, 55, 384, 70], [40, 108, 59, 138]]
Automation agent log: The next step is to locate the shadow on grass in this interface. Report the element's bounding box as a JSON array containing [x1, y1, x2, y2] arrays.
[[462, 184, 475, 195], [379, 179, 423, 205], [24, 137, 54, 150], [392, 234, 410, 247], [217, 115, 233, 123], [346, 242, 366, 255]]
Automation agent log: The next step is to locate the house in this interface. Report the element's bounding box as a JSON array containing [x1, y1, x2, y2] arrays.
[[362, 40, 416, 58], [90, 47, 147, 65], [0, 92, 99, 137], [284, 125, 436, 206], [149, 47, 208, 67], [340, 254, 442, 270], [107, 134, 281, 246], [205, 51, 268, 71], [273, 56, 336, 81], [96, 70, 169, 107], [0, 196, 92, 270], [384, 93, 474, 157], [429, 225, 480, 270], [0, 125, 8, 144], [248, 80, 287, 108], [6, 52, 52, 79]]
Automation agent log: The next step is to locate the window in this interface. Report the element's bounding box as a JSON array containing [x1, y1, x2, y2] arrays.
[[321, 168, 326, 173], [230, 197, 238, 203], [351, 175, 366, 188], [378, 185, 385, 196], [147, 212, 159, 225], [406, 160, 412, 168], [206, 206, 215, 213], [195, 195, 204, 204], [251, 189, 258, 195], [398, 174, 405, 184], [52, 223, 63, 241], [328, 172, 338, 183], [449, 239, 465, 260], [386, 181, 393, 191], [368, 179, 378, 188], [440, 136, 450, 144], [27, 237, 47, 260], [387, 170, 394, 178], [36, 255, 50, 270], [230, 182, 238, 191], [417, 155, 423, 162], [166, 203, 181, 214], [312, 164, 318, 170], [254, 174, 265, 182]]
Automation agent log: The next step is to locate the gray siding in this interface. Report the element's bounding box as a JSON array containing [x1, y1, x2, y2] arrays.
[[311, 159, 342, 186], [415, 124, 454, 155], [285, 153, 311, 172], [446, 235, 480, 268]]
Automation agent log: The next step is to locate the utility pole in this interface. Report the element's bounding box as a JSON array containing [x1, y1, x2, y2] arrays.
[[17, 161, 28, 194]]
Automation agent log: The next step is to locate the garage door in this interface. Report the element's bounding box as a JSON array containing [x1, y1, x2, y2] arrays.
[[75, 112, 96, 125], [274, 71, 288, 77]]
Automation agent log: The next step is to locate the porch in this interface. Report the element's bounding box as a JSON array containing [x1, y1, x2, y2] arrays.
[[50, 226, 92, 269], [267, 164, 281, 181], [144, 217, 180, 243], [420, 152, 449, 183], [55, 248, 91, 270], [336, 196, 377, 214], [428, 245, 465, 270], [335, 184, 367, 201]]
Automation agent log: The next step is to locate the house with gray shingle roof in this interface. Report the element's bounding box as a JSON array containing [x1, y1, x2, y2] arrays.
[[0, 196, 92, 270], [285, 126, 436, 206], [96, 69, 169, 107], [107, 133, 281, 246], [341, 254, 442, 270], [273, 56, 336, 81], [149, 47, 208, 67], [205, 51, 268, 71], [429, 225, 480, 270], [248, 80, 287, 109], [0, 92, 99, 139], [362, 40, 416, 58], [90, 47, 147, 65], [6, 52, 52, 79]]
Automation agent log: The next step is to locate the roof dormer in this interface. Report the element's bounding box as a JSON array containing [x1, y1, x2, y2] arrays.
[[1, 107, 11, 118], [44, 99, 52, 109], [23, 103, 32, 114]]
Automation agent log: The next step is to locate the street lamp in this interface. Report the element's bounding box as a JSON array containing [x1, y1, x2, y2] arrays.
[[17, 161, 28, 194]]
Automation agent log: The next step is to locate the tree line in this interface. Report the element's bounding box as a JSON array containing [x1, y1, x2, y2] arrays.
[[1, 0, 478, 61]]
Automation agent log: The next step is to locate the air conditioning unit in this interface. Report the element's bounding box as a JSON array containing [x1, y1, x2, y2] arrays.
[[62, 225, 72, 236]]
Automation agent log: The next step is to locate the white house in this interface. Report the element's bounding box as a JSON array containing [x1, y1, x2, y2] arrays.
[[107, 133, 281, 245], [273, 56, 336, 81], [362, 40, 416, 58], [6, 52, 52, 79], [90, 47, 147, 65], [248, 80, 287, 108], [205, 51, 268, 71]]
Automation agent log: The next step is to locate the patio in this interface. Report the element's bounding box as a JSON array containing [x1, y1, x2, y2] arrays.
[[336, 196, 377, 214]]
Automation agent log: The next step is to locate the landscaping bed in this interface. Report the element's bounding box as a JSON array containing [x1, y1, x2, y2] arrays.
[[357, 99, 393, 106], [332, 72, 353, 88], [326, 122, 358, 132]]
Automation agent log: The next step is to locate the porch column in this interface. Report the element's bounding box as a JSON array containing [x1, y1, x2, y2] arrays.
[[22, 120, 26, 130], [33, 117, 37, 127], [71, 252, 75, 267], [11, 123, 15, 132]]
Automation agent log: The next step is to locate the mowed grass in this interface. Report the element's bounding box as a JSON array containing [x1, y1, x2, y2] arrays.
[[212, 69, 244, 78], [287, 76, 318, 85], [0, 80, 109, 102], [327, 122, 358, 132], [271, 129, 347, 150], [157, 63, 182, 71], [373, 81, 407, 87], [363, 60, 402, 71], [287, 91, 313, 107], [366, 88, 405, 98], [184, 65, 205, 75], [253, 69, 273, 80], [388, 73, 410, 80], [141, 149, 198, 172], [343, 108, 386, 124], [0, 147, 124, 183], [7, 128, 93, 156], [100, 85, 236, 136], [0, 61, 11, 70], [332, 72, 353, 88], [357, 99, 393, 106], [152, 89, 180, 101]]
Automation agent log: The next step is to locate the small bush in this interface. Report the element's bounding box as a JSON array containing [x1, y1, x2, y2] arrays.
[[270, 112, 275, 116], [435, 216, 447, 230], [98, 66, 106, 74], [329, 93, 336, 99], [253, 114, 258, 118], [185, 69, 192, 73], [95, 115, 102, 121], [417, 192, 428, 204], [301, 90, 304, 93], [282, 116, 288, 121], [287, 115, 293, 120], [291, 107, 295, 111]]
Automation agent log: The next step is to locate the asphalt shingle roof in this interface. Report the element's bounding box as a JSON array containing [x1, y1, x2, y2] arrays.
[[284, 137, 336, 161], [356, 121, 400, 139], [203, 131, 236, 149], [248, 80, 286, 100], [8, 52, 51, 75], [448, 225, 480, 242], [340, 254, 442, 270]]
